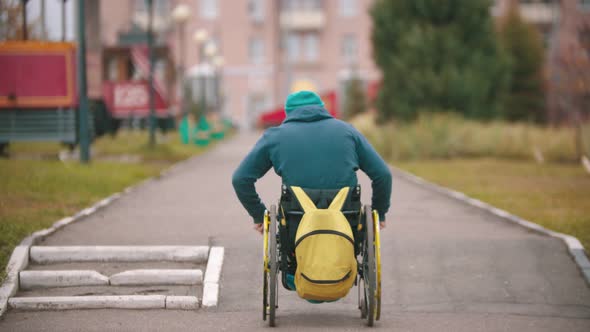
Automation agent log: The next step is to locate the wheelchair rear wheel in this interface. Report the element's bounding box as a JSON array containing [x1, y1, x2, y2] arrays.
[[363, 205, 381, 326], [262, 205, 279, 327]]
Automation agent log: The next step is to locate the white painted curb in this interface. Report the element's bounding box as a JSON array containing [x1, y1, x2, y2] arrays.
[[30, 246, 209, 264], [202, 283, 219, 308], [19, 270, 109, 289], [8, 295, 166, 310], [165, 296, 200, 310], [0, 246, 29, 317], [110, 269, 203, 286], [391, 166, 590, 285], [202, 247, 224, 308]]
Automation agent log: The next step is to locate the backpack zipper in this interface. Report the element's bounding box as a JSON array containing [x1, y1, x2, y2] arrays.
[[294, 230, 354, 249], [301, 270, 352, 284]]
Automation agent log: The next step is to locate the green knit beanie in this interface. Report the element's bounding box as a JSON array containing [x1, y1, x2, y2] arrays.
[[284, 90, 325, 114]]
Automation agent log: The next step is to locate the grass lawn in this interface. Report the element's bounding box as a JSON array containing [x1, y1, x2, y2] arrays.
[[9, 130, 208, 163], [396, 159, 590, 251], [1, 131, 217, 280]]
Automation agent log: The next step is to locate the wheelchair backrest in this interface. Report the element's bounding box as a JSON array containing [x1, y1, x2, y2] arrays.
[[280, 185, 361, 222]]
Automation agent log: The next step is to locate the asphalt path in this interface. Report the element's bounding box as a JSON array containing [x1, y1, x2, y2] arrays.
[[1, 133, 589, 331]]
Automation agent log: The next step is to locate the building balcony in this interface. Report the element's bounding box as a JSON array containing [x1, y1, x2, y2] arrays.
[[280, 10, 326, 30], [519, 3, 559, 25]]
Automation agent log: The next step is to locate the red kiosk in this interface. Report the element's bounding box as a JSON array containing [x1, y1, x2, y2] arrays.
[[0, 41, 79, 154]]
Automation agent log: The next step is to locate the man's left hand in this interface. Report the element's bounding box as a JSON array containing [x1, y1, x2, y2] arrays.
[[254, 223, 263, 234]]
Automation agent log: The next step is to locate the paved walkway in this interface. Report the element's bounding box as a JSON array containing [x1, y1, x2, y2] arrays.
[[1, 133, 589, 331]]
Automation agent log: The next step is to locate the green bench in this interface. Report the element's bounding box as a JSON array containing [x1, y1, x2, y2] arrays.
[[0, 109, 93, 155]]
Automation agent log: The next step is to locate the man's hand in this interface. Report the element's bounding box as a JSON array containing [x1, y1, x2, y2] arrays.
[[254, 223, 264, 234], [380, 222, 386, 230]]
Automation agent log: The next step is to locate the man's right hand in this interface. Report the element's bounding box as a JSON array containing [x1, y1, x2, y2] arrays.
[[253, 223, 263, 234]]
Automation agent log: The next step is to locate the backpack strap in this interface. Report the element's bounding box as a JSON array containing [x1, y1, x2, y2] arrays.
[[291, 186, 317, 213], [328, 187, 350, 211]]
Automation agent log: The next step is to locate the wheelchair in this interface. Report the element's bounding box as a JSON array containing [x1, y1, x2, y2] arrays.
[[262, 185, 382, 327]]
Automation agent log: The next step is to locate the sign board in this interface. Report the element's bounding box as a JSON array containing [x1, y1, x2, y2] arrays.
[[0, 42, 77, 109], [103, 81, 168, 118]]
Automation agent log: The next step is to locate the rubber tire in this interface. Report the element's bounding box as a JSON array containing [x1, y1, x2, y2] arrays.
[[365, 206, 376, 327], [359, 277, 368, 319], [356, 274, 367, 319], [263, 269, 268, 321], [269, 205, 278, 327]]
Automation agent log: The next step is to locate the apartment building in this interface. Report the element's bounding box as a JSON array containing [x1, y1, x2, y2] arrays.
[[96, 0, 378, 128]]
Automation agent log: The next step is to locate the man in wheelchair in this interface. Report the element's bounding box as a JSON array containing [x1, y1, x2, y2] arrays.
[[232, 90, 392, 298]]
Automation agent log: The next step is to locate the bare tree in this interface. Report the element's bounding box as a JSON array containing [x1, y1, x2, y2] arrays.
[[554, 41, 590, 158], [0, 0, 41, 41]]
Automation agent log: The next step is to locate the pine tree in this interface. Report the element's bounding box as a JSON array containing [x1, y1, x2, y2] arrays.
[[371, 0, 511, 121], [499, 4, 545, 122], [343, 76, 367, 120]]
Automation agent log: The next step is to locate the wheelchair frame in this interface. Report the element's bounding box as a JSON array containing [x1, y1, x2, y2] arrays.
[[262, 201, 382, 327]]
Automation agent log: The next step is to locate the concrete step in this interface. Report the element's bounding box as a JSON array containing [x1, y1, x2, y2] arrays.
[[19, 270, 109, 290], [109, 269, 202, 286], [26, 261, 204, 275], [30, 246, 209, 264], [19, 269, 203, 289], [3, 245, 223, 313], [8, 295, 199, 311], [15, 284, 201, 298]]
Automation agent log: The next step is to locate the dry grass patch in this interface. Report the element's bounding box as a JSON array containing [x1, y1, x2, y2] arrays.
[[396, 159, 590, 250]]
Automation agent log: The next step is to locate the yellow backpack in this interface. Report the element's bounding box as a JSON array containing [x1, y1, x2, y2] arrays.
[[291, 186, 357, 302]]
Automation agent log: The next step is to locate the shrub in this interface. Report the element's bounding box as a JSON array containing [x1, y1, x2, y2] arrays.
[[351, 112, 590, 162]]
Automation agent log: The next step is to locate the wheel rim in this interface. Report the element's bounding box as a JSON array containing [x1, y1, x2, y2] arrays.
[[373, 210, 382, 321], [262, 210, 270, 321], [269, 205, 278, 327], [365, 206, 376, 327]]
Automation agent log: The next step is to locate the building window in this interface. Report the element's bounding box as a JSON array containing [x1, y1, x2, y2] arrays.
[[249, 0, 265, 22], [303, 0, 321, 10], [286, 33, 300, 61], [135, 0, 169, 15], [281, 0, 321, 10], [341, 34, 357, 64], [339, 0, 356, 17], [303, 33, 319, 61], [249, 37, 265, 65], [580, 0, 590, 10], [200, 0, 218, 19]]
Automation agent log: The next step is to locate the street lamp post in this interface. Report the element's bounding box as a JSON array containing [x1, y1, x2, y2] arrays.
[[210, 55, 225, 139], [213, 55, 225, 114], [146, 0, 156, 148], [62, 0, 67, 41], [21, 0, 29, 40], [171, 4, 191, 116], [77, 0, 90, 163], [203, 41, 217, 115], [193, 29, 210, 118]]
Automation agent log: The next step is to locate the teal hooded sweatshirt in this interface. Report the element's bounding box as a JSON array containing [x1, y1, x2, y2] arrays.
[[232, 105, 392, 224]]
